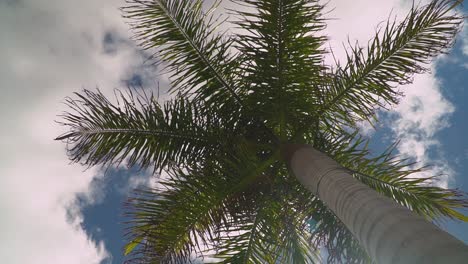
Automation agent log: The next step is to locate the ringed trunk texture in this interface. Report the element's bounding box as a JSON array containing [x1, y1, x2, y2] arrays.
[[283, 144, 468, 264]]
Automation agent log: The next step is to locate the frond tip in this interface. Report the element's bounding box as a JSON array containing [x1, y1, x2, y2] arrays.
[[122, 0, 242, 108]]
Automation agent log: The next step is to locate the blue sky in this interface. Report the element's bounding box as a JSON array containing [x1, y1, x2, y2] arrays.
[[1, 0, 467, 263]]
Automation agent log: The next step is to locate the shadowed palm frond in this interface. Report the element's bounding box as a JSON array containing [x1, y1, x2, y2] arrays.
[[270, 197, 321, 263], [309, 200, 372, 264], [213, 200, 285, 264], [213, 195, 320, 264], [124, 145, 281, 263], [124, 168, 232, 264], [275, 163, 372, 264], [232, 0, 328, 139]]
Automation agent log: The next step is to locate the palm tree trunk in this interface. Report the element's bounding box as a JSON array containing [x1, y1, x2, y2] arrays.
[[282, 144, 468, 264]]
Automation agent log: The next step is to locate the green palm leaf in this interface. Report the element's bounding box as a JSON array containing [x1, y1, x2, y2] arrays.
[[124, 144, 283, 263], [309, 201, 372, 264], [56, 89, 239, 171], [318, 0, 463, 127], [213, 199, 284, 264], [123, 0, 242, 108], [213, 193, 320, 264], [233, 0, 327, 138], [314, 129, 468, 222]]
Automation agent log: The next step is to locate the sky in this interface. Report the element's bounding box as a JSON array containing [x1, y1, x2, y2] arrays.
[[0, 0, 467, 263]]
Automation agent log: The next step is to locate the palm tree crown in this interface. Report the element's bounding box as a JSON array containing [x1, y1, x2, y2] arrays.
[[57, 0, 468, 263]]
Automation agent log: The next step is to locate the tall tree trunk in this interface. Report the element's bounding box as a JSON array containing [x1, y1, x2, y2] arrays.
[[282, 144, 468, 264]]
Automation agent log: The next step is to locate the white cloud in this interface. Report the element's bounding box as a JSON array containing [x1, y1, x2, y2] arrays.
[[390, 73, 455, 187], [320, 0, 411, 66], [0, 0, 158, 263]]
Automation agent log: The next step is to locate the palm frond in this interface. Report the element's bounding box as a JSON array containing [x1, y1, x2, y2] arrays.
[[122, 0, 242, 107], [309, 200, 372, 264], [318, 0, 463, 127], [124, 145, 281, 263], [213, 164, 321, 264], [124, 168, 230, 263], [232, 0, 328, 138], [213, 196, 320, 264], [271, 202, 320, 264], [56, 89, 237, 172], [213, 202, 279, 264], [317, 130, 468, 222]]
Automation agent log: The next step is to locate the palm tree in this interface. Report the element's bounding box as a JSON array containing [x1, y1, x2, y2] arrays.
[[56, 0, 468, 263]]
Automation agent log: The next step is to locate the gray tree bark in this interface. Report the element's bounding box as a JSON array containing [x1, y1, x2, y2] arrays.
[[283, 144, 468, 264]]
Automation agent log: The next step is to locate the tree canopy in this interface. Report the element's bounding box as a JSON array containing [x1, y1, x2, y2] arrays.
[[57, 0, 467, 263]]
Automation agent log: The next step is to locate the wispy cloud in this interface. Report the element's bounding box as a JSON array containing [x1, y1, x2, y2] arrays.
[[388, 72, 455, 187]]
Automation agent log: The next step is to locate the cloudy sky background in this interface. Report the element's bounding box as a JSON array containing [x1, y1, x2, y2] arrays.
[[1, 0, 467, 263]]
